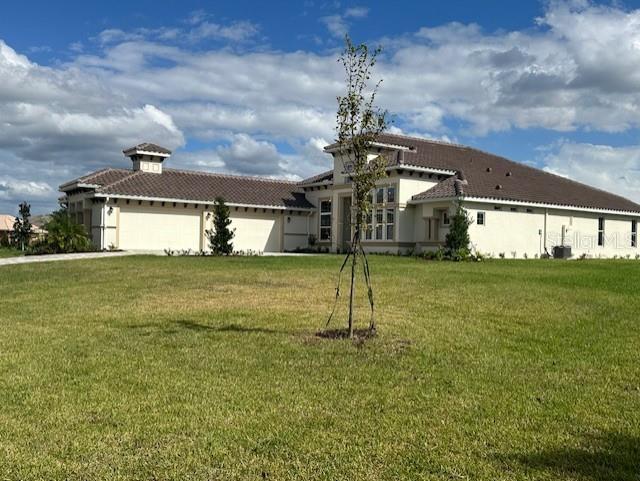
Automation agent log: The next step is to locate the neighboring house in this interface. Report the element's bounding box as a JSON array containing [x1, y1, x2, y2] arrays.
[[0, 215, 14, 244], [0, 214, 45, 245], [59, 136, 640, 258]]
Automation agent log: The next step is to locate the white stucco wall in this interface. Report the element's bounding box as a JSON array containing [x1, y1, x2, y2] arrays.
[[464, 202, 640, 258], [465, 203, 544, 258]]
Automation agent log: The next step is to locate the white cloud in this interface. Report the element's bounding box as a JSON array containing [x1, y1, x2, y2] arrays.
[[344, 7, 369, 18], [542, 140, 640, 203], [320, 6, 369, 38], [0, 177, 53, 200], [4, 1, 640, 212], [187, 20, 259, 42]]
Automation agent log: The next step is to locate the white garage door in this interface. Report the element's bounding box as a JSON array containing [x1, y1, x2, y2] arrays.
[[230, 213, 281, 253], [119, 206, 201, 251]]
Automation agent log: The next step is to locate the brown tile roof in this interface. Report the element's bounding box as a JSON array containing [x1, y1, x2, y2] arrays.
[[123, 143, 172, 155], [73, 168, 313, 209], [299, 169, 334, 185], [371, 133, 640, 213], [68, 168, 133, 187]]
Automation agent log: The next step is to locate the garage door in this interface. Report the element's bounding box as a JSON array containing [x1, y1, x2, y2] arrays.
[[119, 206, 201, 251], [229, 213, 281, 253]]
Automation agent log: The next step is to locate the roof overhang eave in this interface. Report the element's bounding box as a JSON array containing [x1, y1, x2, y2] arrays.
[[324, 141, 412, 154], [59, 181, 101, 192], [409, 195, 640, 215], [93, 193, 315, 212]]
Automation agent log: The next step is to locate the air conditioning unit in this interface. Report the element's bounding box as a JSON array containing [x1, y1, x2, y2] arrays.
[[553, 245, 572, 259]]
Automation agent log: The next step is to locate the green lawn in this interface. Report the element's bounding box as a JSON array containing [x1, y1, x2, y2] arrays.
[[0, 256, 638, 480], [0, 247, 22, 258]]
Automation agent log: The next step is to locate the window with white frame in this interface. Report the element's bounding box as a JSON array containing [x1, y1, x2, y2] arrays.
[[386, 209, 395, 240], [477, 212, 485, 225], [363, 185, 398, 241], [375, 209, 384, 240], [387, 186, 396, 203], [320, 200, 332, 241], [598, 217, 605, 246], [632, 220, 637, 248], [442, 211, 450, 226], [365, 211, 373, 240]]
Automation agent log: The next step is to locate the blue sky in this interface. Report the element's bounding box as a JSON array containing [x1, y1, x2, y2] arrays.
[[2, 0, 640, 213]]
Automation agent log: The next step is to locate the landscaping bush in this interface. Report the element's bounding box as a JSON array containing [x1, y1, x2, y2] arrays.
[[28, 208, 93, 255]]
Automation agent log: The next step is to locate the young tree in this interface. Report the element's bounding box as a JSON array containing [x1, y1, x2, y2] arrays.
[[326, 36, 388, 337], [444, 202, 472, 261], [207, 197, 235, 255], [12, 201, 33, 251]]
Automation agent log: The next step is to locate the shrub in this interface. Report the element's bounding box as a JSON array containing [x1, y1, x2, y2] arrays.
[[206, 197, 235, 256], [444, 203, 471, 260], [29, 209, 92, 255]]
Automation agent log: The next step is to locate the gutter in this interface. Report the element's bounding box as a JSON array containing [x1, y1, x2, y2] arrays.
[[409, 195, 640, 216]]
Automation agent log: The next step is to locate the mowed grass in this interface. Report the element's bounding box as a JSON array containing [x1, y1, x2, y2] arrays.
[[0, 256, 638, 480], [0, 247, 22, 258]]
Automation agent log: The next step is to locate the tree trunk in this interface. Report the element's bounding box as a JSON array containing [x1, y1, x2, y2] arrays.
[[347, 236, 357, 338]]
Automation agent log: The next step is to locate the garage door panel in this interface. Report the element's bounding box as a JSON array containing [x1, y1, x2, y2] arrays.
[[119, 207, 200, 251], [229, 214, 281, 253]]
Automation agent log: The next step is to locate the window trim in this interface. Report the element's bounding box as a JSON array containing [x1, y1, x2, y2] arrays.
[[387, 186, 396, 204], [386, 208, 395, 240], [363, 183, 399, 242], [477, 211, 485, 226], [319, 199, 332, 242], [598, 217, 605, 247]]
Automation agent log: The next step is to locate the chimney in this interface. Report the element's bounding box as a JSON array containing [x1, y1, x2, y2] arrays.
[[123, 143, 172, 174]]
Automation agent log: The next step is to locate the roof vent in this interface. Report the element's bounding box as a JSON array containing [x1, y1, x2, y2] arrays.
[[123, 142, 171, 174], [496, 184, 502, 190], [486, 167, 492, 173], [506, 171, 512, 177]]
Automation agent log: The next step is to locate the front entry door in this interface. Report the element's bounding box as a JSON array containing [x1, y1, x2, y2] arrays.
[[341, 196, 352, 252]]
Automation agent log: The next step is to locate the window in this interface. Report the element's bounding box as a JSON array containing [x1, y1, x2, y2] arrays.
[[376, 188, 384, 204], [387, 186, 396, 203], [598, 217, 605, 247], [477, 212, 485, 225], [494, 206, 502, 211], [632, 220, 637, 248], [376, 208, 384, 225], [365, 211, 373, 240], [510, 207, 518, 212], [442, 211, 450, 226], [526, 208, 534, 213], [320, 200, 332, 241], [386, 209, 395, 240], [375, 224, 383, 240]]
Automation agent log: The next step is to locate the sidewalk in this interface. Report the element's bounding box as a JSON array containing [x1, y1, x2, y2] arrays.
[[0, 251, 136, 267]]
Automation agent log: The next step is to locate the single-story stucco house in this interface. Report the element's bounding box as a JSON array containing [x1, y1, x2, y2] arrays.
[[59, 134, 640, 258]]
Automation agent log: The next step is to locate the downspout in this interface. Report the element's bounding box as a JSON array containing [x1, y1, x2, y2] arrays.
[[543, 208, 548, 255], [101, 198, 110, 250]]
